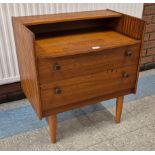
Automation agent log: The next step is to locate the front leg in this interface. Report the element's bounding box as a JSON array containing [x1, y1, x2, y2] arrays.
[[116, 96, 124, 123], [48, 114, 57, 143]]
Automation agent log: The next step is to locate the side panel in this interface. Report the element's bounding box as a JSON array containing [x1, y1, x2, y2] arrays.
[[114, 14, 145, 40], [12, 18, 42, 119], [115, 14, 145, 93]]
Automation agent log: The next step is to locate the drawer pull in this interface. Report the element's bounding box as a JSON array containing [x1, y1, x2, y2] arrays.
[[125, 50, 132, 57], [54, 87, 62, 94], [53, 63, 61, 71], [123, 72, 130, 78]]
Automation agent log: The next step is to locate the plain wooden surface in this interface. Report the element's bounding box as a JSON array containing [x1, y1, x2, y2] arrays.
[[12, 19, 42, 119], [35, 30, 140, 58], [38, 44, 140, 84], [116, 96, 124, 123], [13, 10, 122, 26], [48, 115, 57, 143]]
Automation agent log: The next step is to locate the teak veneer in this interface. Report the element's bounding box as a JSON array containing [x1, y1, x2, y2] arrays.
[[12, 9, 145, 143]]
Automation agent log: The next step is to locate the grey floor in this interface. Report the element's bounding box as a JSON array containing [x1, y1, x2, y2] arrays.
[[0, 69, 155, 151]]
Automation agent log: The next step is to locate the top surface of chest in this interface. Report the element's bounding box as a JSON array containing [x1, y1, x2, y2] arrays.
[[35, 29, 140, 58]]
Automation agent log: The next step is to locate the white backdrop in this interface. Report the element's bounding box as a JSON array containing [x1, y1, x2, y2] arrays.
[[0, 3, 144, 85]]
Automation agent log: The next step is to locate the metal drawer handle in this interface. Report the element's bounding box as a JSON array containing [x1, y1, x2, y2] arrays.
[[53, 63, 61, 71], [54, 87, 62, 94], [125, 50, 132, 57], [123, 72, 130, 78]]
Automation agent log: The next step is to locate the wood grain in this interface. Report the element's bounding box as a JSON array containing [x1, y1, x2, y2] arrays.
[[116, 96, 124, 123], [106, 10, 146, 94], [41, 65, 137, 112], [38, 44, 140, 84], [48, 115, 57, 143], [12, 9, 145, 122], [107, 9, 146, 40], [13, 10, 122, 26], [43, 89, 133, 117], [35, 30, 140, 58], [12, 19, 42, 119], [12, 10, 145, 143]]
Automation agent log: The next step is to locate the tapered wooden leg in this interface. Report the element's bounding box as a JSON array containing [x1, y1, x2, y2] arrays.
[[116, 96, 124, 123], [48, 115, 57, 143]]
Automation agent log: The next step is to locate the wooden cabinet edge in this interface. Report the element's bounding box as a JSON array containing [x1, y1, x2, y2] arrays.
[[12, 17, 43, 119], [134, 22, 146, 94]]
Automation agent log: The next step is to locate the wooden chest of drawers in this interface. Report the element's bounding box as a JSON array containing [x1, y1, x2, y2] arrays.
[[12, 10, 145, 143]]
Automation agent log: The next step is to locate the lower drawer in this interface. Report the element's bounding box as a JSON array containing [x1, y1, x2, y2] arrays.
[[41, 65, 137, 111]]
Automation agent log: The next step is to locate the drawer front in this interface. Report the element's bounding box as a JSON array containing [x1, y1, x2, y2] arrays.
[[41, 65, 137, 111], [38, 44, 140, 84]]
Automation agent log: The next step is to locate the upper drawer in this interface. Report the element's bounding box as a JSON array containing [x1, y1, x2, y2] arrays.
[[37, 44, 140, 84]]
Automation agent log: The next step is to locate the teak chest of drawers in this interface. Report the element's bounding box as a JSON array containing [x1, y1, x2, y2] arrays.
[[12, 10, 145, 143]]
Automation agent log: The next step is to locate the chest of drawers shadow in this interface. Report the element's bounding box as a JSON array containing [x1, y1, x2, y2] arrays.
[[12, 9, 145, 143]]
